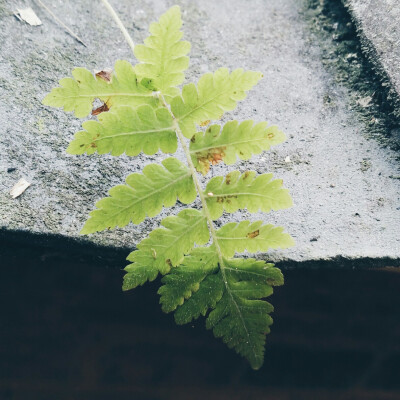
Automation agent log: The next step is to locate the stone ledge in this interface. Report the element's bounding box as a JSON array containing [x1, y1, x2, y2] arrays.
[[1, 0, 399, 265]]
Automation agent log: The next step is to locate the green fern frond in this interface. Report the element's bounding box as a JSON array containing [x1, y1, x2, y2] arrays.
[[44, 4, 295, 370], [67, 105, 176, 156], [170, 68, 263, 138], [123, 209, 209, 290], [205, 171, 293, 219], [216, 221, 295, 258], [206, 258, 284, 370], [190, 120, 286, 174], [81, 158, 196, 234], [42, 60, 157, 118], [134, 5, 190, 99]]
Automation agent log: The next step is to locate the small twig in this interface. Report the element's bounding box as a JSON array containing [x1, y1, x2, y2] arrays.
[[35, 0, 87, 47], [100, 0, 135, 55]]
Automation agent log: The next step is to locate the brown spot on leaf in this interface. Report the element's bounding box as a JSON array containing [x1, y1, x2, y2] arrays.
[[210, 151, 224, 165], [243, 171, 251, 180], [92, 103, 109, 116], [190, 135, 196, 143], [247, 229, 260, 239], [166, 259, 172, 267], [90, 143, 97, 148], [196, 147, 226, 175], [268, 133, 275, 139], [95, 68, 112, 82], [216, 194, 237, 203], [225, 173, 232, 185], [197, 158, 211, 175], [199, 120, 211, 127]]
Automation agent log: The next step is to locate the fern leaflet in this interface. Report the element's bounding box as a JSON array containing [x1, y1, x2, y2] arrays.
[[170, 68, 263, 138], [205, 170, 293, 219], [81, 157, 196, 234], [206, 258, 284, 370], [67, 105, 177, 156], [158, 247, 220, 313], [216, 221, 295, 258], [43, 60, 157, 118], [134, 5, 191, 99], [123, 209, 209, 290], [190, 120, 286, 174]]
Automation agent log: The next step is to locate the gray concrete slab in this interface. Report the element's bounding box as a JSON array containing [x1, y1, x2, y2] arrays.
[[343, 0, 400, 118], [0, 0, 399, 265]]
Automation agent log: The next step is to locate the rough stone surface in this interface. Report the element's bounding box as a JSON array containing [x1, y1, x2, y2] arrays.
[[344, 0, 400, 118], [0, 0, 399, 265]]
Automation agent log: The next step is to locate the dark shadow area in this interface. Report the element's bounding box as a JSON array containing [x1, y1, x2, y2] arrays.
[[305, 0, 400, 152], [1, 241, 399, 399]]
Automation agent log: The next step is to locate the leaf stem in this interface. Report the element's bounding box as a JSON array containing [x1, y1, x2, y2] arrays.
[[100, 0, 135, 55], [157, 95, 224, 264], [99, 0, 254, 360], [157, 94, 251, 346], [36, 0, 87, 46]]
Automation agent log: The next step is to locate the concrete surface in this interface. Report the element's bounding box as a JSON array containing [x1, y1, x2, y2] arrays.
[[344, 0, 400, 119], [0, 0, 399, 266]]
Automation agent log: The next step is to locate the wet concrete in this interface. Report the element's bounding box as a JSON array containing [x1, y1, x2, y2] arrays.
[[1, 0, 399, 266]]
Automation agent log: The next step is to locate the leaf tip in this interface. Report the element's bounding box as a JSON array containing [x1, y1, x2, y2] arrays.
[[41, 93, 52, 106], [251, 362, 263, 371], [79, 227, 90, 235], [80, 221, 97, 235]]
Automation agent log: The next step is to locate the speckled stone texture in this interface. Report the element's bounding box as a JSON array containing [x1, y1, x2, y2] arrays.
[[344, 0, 400, 117], [0, 0, 399, 265]]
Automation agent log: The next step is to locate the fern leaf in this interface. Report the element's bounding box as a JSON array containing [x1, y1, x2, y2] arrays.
[[216, 221, 294, 258], [134, 6, 190, 99], [205, 171, 293, 219], [43, 60, 157, 118], [190, 120, 286, 174], [170, 68, 263, 138], [81, 158, 196, 234], [206, 258, 284, 370], [158, 247, 219, 313], [44, 3, 295, 370], [67, 105, 177, 156], [123, 209, 209, 290]]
